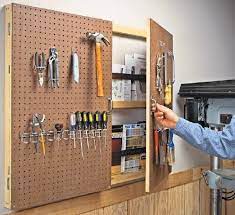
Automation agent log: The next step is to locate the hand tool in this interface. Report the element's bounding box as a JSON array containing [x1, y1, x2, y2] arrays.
[[86, 32, 110, 97], [151, 98, 160, 165], [82, 112, 90, 149], [76, 111, 84, 159], [155, 53, 164, 97], [154, 129, 159, 165], [69, 113, 77, 149], [159, 130, 166, 165], [72, 49, 80, 83], [48, 48, 59, 88], [33, 52, 47, 87], [101, 111, 108, 148], [164, 52, 173, 106], [30, 132, 39, 153], [55, 123, 63, 146], [88, 112, 96, 150], [167, 129, 175, 165], [95, 111, 102, 154], [34, 113, 46, 156]]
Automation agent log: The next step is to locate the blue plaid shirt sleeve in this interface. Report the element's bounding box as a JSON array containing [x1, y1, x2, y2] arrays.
[[173, 117, 235, 159]]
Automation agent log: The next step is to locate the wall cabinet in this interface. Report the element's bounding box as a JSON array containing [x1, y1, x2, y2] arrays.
[[4, 3, 173, 210]]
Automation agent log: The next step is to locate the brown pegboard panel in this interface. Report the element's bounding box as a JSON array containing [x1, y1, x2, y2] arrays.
[[10, 3, 112, 210], [146, 19, 173, 193]]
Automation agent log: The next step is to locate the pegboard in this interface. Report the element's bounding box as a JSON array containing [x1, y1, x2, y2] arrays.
[[9, 3, 112, 210], [146, 19, 173, 193]]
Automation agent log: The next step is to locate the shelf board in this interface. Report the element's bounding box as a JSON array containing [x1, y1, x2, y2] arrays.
[[111, 165, 145, 187], [112, 24, 147, 39], [112, 73, 146, 81], [112, 101, 146, 109]]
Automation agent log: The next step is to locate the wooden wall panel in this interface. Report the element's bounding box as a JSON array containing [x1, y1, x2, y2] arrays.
[[81, 209, 104, 215], [154, 190, 168, 215], [199, 179, 210, 215], [128, 194, 155, 215], [226, 199, 235, 215], [184, 181, 199, 215], [103, 202, 127, 215], [167, 186, 185, 215]]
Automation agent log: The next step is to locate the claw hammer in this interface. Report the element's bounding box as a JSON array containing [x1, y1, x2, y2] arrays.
[[86, 32, 110, 97]]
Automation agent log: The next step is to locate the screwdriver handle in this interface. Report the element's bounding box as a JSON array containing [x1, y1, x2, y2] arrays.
[[75, 111, 83, 130], [88, 112, 95, 129], [95, 111, 102, 129], [82, 112, 89, 130], [102, 111, 108, 129], [70, 113, 76, 130]]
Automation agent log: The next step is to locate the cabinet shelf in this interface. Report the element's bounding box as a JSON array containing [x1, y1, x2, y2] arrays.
[[112, 73, 146, 81], [112, 101, 146, 109], [111, 165, 145, 187]]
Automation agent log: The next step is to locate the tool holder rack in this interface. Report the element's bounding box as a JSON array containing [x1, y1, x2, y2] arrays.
[[4, 3, 112, 210]]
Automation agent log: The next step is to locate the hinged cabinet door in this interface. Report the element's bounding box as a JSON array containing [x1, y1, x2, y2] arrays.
[[6, 3, 112, 210], [146, 19, 174, 192]]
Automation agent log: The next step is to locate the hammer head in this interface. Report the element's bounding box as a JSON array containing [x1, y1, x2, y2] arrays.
[[86, 32, 110, 46]]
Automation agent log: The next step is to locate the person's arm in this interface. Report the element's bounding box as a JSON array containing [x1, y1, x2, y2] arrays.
[[174, 117, 235, 159], [153, 104, 235, 159]]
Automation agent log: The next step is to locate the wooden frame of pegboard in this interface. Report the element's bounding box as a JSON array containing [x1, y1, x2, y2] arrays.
[[5, 3, 112, 210], [112, 24, 147, 39], [4, 4, 13, 209]]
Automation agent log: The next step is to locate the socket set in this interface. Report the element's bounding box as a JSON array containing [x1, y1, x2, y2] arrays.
[[19, 111, 108, 159]]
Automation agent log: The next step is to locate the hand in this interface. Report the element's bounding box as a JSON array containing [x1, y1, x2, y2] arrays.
[[152, 103, 179, 129]]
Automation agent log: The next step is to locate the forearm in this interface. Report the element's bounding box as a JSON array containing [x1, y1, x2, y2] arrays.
[[173, 118, 235, 159]]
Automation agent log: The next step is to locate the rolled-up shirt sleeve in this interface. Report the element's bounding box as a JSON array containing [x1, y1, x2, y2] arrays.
[[173, 117, 235, 159]]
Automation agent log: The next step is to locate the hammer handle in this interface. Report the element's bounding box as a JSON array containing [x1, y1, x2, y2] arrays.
[[95, 43, 104, 97]]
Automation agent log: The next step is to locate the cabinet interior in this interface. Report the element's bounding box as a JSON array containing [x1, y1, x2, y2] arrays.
[[111, 28, 147, 186]]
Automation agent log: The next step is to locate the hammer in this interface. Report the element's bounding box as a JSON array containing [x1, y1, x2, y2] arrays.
[[86, 32, 110, 97]]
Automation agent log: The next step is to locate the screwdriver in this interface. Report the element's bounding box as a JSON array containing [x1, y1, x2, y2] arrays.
[[102, 111, 108, 148], [95, 111, 102, 154], [88, 112, 96, 150], [76, 111, 84, 159], [70, 113, 76, 149], [82, 111, 90, 149], [34, 114, 46, 156], [55, 123, 63, 147]]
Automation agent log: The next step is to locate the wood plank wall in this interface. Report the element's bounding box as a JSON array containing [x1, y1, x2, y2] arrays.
[[82, 180, 235, 215], [9, 164, 235, 215]]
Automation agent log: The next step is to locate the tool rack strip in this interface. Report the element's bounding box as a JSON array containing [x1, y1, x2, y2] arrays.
[[8, 4, 112, 210]]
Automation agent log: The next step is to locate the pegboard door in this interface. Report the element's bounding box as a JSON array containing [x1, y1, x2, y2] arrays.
[[5, 3, 112, 210], [145, 19, 173, 193]]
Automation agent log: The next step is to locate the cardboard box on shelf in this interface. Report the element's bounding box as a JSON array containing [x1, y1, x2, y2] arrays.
[[124, 54, 146, 75], [125, 54, 146, 101], [131, 81, 146, 101], [112, 79, 131, 101], [112, 64, 126, 74]]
